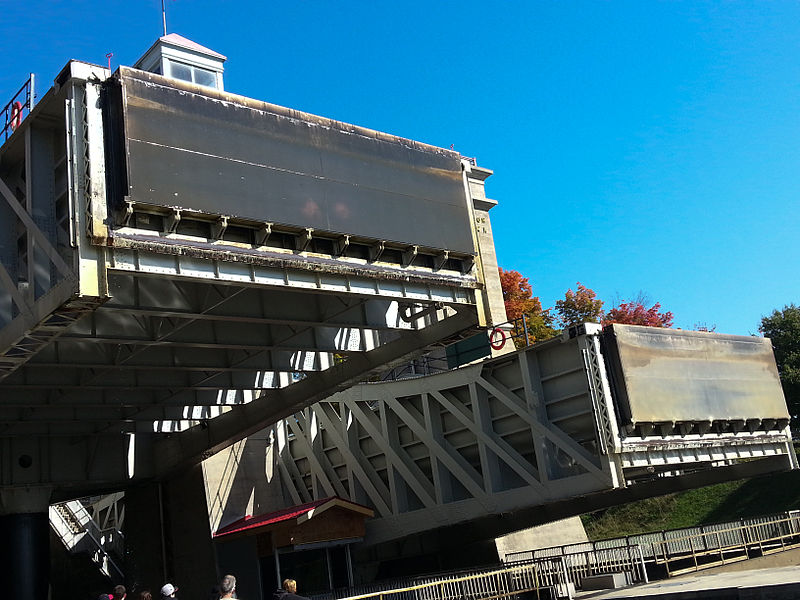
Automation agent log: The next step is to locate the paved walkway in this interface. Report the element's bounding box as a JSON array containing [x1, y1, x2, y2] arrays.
[[576, 566, 800, 599]]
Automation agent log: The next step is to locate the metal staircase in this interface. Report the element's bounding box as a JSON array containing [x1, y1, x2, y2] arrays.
[[49, 494, 125, 582]]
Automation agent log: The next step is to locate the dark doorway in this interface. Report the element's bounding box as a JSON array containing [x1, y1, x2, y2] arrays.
[[261, 546, 352, 598]]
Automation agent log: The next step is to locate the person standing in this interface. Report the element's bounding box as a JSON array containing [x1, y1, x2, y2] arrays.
[[220, 575, 237, 600], [272, 579, 309, 600], [160, 583, 178, 600]]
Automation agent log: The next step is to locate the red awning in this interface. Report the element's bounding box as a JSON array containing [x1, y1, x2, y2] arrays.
[[214, 496, 373, 538]]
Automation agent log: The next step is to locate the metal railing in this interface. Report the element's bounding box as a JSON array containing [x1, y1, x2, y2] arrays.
[[553, 545, 647, 587], [2, 74, 35, 142], [315, 561, 564, 600], [313, 545, 647, 600], [506, 539, 626, 564], [651, 513, 800, 576], [505, 510, 800, 578], [487, 314, 553, 352], [380, 355, 450, 381]]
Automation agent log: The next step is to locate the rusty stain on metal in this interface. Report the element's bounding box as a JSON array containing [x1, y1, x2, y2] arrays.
[[104, 68, 475, 255], [603, 324, 789, 427]]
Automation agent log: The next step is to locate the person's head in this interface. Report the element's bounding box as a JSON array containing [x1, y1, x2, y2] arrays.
[[220, 575, 236, 597], [138, 591, 152, 600], [283, 579, 297, 594], [160, 583, 178, 599], [113, 585, 127, 600]]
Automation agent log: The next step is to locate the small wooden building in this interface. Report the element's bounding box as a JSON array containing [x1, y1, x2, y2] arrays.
[[214, 497, 374, 597]]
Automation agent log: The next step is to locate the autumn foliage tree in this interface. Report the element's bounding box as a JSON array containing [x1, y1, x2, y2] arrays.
[[499, 270, 677, 345], [604, 293, 674, 328], [498, 268, 557, 345], [760, 304, 800, 424], [554, 283, 604, 328]]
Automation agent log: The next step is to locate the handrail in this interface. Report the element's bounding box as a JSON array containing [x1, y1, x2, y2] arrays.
[[334, 560, 564, 600], [488, 314, 543, 351], [343, 565, 531, 600], [504, 510, 800, 579], [314, 545, 647, 600], [650, 515, 798, 549], [2, 74, 35, 142], [650, 513, 800, 576], [380, 355, 450, 381]]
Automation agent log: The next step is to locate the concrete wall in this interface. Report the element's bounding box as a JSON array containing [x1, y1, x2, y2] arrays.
[[202, 431, 284, 535], [494, 516, 589, 560], [467, 165, 508, 335]]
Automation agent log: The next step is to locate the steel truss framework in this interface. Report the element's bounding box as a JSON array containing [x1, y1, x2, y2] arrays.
[[0, 62, 482, 496], [270, 329, 796, 546]]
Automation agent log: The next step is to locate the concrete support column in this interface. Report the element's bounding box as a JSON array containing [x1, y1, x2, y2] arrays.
[[465, 165, 507, 329], [125, 466, 216, 598], [124, 482, 166, 588], [0, 486, 52, 600]]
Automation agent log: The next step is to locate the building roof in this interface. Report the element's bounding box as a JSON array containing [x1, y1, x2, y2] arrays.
[[159, 33, 227, 60], [213, 496, 374, 538], [134, 33, 227, 69]]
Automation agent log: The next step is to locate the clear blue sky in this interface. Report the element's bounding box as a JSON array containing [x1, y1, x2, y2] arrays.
[[2, 1, 797, 335]]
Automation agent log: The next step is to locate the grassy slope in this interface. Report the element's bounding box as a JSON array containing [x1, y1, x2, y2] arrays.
[[582, 469, 800, 541]]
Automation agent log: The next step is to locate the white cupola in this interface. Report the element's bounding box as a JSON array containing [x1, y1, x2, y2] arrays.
[[134, 33, 227, 90]]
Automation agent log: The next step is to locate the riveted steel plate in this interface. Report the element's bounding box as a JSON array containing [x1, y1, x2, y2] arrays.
[[107, 68, 474, 254], [602, 324, 789, 424]]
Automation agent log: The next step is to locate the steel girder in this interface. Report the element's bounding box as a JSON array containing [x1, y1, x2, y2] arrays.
[[243, 327, 796, 547], [252, 337, 616, 546], [0, 62, 483, 495]]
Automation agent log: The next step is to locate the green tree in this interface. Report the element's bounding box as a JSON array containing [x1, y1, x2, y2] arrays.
[[498, 268, 558, 346], [760, 304, 800, 424], [555, 282, 604, 328]]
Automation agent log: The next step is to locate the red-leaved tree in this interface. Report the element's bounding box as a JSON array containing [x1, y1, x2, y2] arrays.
[[498, 268, 557, 345], [499, 268, 540, 321], [603, 293, 674, 328]]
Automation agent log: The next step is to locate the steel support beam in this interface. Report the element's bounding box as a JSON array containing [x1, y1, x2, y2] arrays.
[[263, 329, 796, 548], [150, 306, 477, 478]]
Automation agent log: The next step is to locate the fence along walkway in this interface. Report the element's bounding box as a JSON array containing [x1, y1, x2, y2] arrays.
[[314, 545, 647, 600], [505, 510, 800, 577], [651, 513, 800, 576], [318, 512, 800, 600]]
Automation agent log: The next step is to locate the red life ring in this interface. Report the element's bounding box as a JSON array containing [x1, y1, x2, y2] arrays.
[[9, 101, 23, 131], [489, 327, 506, 350]]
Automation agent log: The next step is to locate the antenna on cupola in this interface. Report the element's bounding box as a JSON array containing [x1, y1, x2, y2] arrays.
[[161, 0, 168, 36]]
